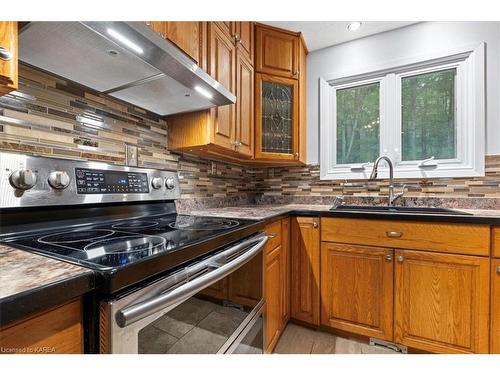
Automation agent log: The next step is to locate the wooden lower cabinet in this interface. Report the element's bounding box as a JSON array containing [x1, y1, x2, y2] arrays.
[[493, 227, 500, 258], [290, 217, 320, 325], [263, 218, 290, 353], [264, 244, 283, 353], [281, 218, 291, 325], [491, 259, 500, 353], [0, 299, 83, 354], [320, 243, 394, 341], [228, 254, 262, 308], [394, 249, 490, 354], [200, 277, 229, 300]]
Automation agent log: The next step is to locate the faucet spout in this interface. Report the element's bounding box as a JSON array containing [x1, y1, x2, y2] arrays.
[[369, 156, 398, 207]]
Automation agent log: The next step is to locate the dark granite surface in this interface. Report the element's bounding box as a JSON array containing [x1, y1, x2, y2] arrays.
[[2, 202, 499, 326], [189, 204, 500, 224]]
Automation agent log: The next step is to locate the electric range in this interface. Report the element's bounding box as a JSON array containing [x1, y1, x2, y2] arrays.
[[2, 211, 262, 292], [0, 152, 267, 353]]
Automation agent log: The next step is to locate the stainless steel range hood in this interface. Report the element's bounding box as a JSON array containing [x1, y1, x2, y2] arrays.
[[18, 22, 236, 116]]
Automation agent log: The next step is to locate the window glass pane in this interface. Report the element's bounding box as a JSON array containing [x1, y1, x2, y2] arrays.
[[401, 69, 456, 161], [336, 82, 380, 165]]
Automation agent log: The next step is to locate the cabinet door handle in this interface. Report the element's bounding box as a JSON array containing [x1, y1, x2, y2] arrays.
[[497, 266, 500, 275], [0, 47, 12, 61], [397, 255, 404, 263], [385, 254, 392, 262], [386, 231, 403, 238], [313, 222, 319, 229], [267, 233, 278, 239]]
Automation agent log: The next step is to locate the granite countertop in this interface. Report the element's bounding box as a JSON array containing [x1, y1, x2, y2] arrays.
[[0, 244, 94, 326], [189, 204, 500, 224]]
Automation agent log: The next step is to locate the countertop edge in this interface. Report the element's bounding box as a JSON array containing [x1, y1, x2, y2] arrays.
[[190, 206, 500, 225], [0, 270, 95, 327]]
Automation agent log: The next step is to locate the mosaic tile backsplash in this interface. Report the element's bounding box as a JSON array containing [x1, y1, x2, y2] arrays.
[[0, 65, 499, 209], [0, 65, 253, 203]]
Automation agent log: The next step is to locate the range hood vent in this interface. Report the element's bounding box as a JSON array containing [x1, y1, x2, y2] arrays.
[[19, 22, 236, 116]]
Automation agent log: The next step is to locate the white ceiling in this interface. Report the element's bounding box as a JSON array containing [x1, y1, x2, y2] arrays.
[[262, 21, 418, 51]]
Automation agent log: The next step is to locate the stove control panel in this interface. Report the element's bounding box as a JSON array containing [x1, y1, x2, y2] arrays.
[[0, 152, 181, 208], [75, 168, 149, 194]]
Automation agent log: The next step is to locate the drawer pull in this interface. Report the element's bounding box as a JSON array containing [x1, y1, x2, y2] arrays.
[[313, 222, 319, 229], [386, 231, 403, 238], [267, 233, 278, 239], [385, 254, 392, 262]]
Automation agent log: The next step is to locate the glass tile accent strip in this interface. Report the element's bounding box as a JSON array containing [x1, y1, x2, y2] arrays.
[[261, 81, 293, 154]]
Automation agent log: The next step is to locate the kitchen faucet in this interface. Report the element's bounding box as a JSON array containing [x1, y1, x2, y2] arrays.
[[369, 156, 405, 207]]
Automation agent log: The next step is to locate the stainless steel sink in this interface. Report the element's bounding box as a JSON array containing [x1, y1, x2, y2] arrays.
[[331, 205, 473, 216]]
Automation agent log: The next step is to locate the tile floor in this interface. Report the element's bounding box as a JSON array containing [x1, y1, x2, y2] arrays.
[[137, 297, 400, 354], [138, 297, 251, 354], [274, 323, 401, 354]]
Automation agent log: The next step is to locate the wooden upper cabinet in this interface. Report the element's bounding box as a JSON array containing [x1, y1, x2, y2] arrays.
[[235, 50, 254, 157], [321, 243, 394, 341], [298, 36, 307, 164], [234, 22, 254, 64], [165, 22, 202, 65], [253, 24, 307, 164], [214, 22, 233, 39], [255, 24, 298, 79], [148, 22, 204, 66], [394, 250, 490, 354], [208, 23, 237, 150], [166, 22, 254, 161], [255, 73, 299, 161], [0, 21, 18, 96], [491, 259, 500, 353], [290, 217, 320, 325]]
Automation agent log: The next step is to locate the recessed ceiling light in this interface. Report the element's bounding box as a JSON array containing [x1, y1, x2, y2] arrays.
[[347, 21, 362, 31]]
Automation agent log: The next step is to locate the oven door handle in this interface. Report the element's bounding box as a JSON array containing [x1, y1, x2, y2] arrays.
[[115, 234, 268, 328]]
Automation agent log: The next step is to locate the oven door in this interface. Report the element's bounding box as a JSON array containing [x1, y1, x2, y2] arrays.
[[100, 233, 267, 354]]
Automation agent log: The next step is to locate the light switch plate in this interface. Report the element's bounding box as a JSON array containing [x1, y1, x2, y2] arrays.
[[125, 144, 138, 167]]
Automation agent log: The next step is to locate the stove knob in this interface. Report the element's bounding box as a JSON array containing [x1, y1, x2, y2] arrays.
[[165, 177, 175, 190], [151, 177, 163, 190], [48, 171, 71, 190], [9, 169, 37, 190]]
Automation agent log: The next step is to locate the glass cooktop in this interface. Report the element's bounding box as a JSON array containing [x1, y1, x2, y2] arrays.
[[5, 214, 256, 270]]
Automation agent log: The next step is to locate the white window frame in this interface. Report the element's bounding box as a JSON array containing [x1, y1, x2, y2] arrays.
[[319, 42, 485, 180]]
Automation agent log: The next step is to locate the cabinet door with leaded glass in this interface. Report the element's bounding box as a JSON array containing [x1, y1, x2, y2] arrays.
[[255, 73, 299, 161]]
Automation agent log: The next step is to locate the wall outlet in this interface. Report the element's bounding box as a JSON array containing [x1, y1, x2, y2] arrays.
[[125, 144, 138, 166]]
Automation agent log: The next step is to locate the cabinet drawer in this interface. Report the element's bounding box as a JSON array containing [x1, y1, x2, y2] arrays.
[[265, 219, 282, 252], [321, 217, 490, 256]]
